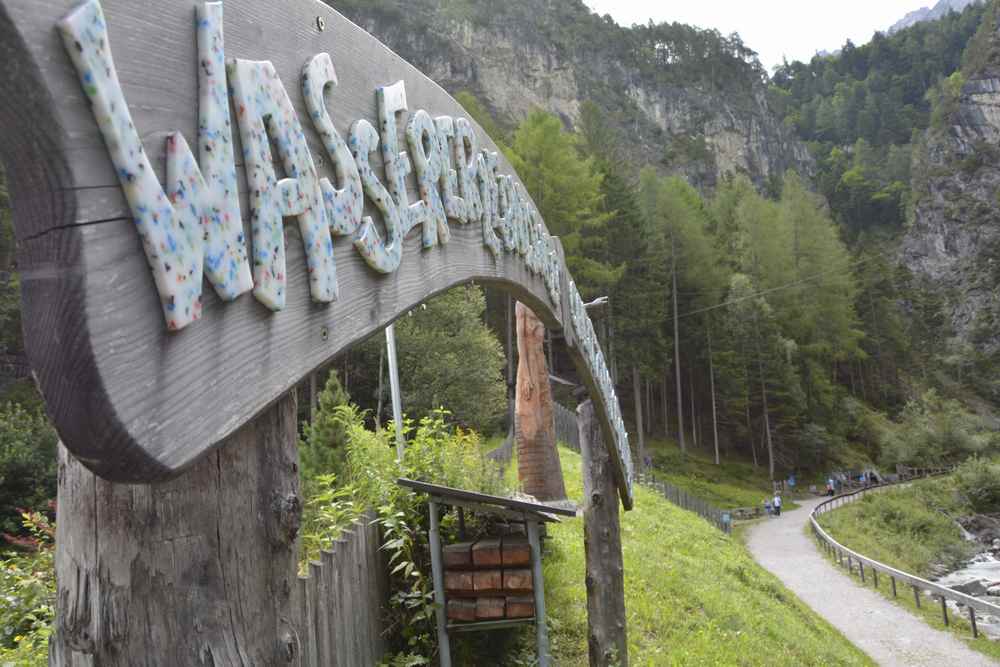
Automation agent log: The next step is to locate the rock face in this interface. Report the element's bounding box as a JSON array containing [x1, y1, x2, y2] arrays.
[[329, 0, 813, 190], [888, 0, 983, 35], [903, 66, 1000, 356]]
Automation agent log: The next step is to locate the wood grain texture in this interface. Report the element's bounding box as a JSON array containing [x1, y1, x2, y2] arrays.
[[579, 400, 629, 666], [0, 0, 574, 483], [51, 391, 302, 665]]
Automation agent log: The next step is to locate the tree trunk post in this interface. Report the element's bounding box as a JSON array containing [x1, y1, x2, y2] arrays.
[[515, 302, 566, 501], [50, 393, 303, 666], [671, 231, 686, 454], [578, 399, 628, 667]]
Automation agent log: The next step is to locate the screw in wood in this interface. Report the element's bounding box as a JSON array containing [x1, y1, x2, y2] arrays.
[[316, 16, 326, 31]]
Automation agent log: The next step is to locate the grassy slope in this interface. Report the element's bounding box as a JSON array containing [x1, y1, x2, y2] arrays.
[[817, 477, 975, 577], [540, 447, 873, 665], [645, 439, 800, 510], [815, 478, 1000, 661]]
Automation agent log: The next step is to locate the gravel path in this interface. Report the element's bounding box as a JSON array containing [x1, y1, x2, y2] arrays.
[[746, 496, 997, 666]]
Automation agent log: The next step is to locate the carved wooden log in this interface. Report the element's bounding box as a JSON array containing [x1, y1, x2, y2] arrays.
[[579, 399, 628, 667], [515, 302, 567, 501], [50, 393, 302, 666]]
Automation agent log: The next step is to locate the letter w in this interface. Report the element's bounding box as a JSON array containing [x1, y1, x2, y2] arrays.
[[59, 0, 252, 330]]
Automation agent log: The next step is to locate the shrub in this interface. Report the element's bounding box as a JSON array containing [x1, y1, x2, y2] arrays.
[[299, 371, 352, 482], [0, 403, 58, 535], [298, 404, 508, 663], [954, 457, 1000, 513], [880, 390, 992, 467], [0, 510, 55, 663]]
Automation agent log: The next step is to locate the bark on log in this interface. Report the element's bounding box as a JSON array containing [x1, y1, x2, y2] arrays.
[[579, 399, 628, 667], [50, 393, 302, 666], [515, 302, 566, 501]]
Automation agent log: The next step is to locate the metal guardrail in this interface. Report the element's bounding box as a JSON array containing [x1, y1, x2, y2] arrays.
[[810, 478, 998, 639]]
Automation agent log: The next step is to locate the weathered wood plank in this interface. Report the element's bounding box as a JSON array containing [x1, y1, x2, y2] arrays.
[[579, 399, 629, 666], [50, 391, 301, 665]]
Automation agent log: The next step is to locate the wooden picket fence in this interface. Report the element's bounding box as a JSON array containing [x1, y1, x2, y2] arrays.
[[291, 510, 389, 666], [553, 403, 731, 534]]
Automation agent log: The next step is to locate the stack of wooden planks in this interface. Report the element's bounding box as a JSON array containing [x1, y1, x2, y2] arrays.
[[443, 535, 534, 622]]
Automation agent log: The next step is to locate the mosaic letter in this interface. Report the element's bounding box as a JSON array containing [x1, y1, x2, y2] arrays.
[[406, 110, 450, 247], [434, 116, 467, 223], [349, 119, 404, 273], [229, 59, 336, 310], [58, 0, 252, 330]]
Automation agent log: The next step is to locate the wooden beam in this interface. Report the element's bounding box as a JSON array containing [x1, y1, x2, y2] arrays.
[[578, 399, 628, 666]]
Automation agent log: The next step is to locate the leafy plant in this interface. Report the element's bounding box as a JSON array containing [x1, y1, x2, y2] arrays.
[[0, 403, 58, 535], [0, 509, 55, 663]]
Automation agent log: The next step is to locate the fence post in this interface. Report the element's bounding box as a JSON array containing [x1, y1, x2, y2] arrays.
[[913, 585, 921, 608], [940, 596, 949, 626], [890, 576, 897, 598], [971, 607, 979, 639]]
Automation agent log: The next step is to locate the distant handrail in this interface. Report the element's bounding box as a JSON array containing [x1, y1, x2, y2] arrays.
[[809, 472, 995, 639]]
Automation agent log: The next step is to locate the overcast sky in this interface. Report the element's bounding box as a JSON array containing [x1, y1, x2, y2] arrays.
[[582, 1, 936, 71]]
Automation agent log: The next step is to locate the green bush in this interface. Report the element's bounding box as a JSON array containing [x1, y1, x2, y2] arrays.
[[298, 404, 507, 663], [0, 403, 58, 535], [299, 371, 351, 482], [0, 510, 55, 664], [880, 390, 992, 467], [953, 457, 1000, 513]]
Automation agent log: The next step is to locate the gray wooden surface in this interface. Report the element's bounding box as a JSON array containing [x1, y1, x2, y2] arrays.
[[0, 0, 608, 483]]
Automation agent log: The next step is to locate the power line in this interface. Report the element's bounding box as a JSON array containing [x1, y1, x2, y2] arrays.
[[675, 253, 886, 321]]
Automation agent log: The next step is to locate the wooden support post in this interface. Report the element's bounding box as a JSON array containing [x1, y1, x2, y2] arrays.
[[940, 596, 949, 626], [50, 394, 302, 665], [914, 585, 921, 608], [579, 399, 628, 667], [859, 562, 865, 584], [872, 568, 878, 589], [891, 576, 897, 598], [428, 500, 452, 667], [971, 607, 979, 638], [527, 520, 551, 667]]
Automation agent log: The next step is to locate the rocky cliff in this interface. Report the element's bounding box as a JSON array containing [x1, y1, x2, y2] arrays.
[[904, 54, 1000, 355], [328, 0, 812, 191]]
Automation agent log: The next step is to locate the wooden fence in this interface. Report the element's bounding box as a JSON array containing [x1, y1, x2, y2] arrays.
[[553, 402, 731, 534], [291, 510, 389, 666], [553, 403, 581, 452], [810, 476, 995, 639], [638, 473, 733, 534]]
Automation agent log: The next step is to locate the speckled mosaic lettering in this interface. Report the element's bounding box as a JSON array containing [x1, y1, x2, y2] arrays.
[[349, 119, 404, 273], [302, 53, 364, 242], [476, 151, 502, 257], [434, 116, 467, 223], [406, 110, 450, 248], [378, 82, 430, 239], [229, 58, 335, 310], [496, 175, 516, 252], [454, 118, 482, 224], [58, 0, 253, 330]]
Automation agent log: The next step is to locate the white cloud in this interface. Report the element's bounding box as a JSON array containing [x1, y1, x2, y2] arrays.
[[582, 0, 934, 71]]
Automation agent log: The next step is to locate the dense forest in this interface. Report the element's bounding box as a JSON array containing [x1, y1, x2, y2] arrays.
[[3, 0, 1000, 662]]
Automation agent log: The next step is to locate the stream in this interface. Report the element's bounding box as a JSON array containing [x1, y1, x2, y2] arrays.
[[934, 539, 1000, 638]]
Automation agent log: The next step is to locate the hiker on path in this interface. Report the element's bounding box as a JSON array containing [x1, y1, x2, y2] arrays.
[[773, 494, 782, 517], [763, 497, 772, 517]]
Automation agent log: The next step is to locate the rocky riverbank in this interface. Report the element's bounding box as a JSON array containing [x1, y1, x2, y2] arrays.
[[933, 513, 1000, 638]]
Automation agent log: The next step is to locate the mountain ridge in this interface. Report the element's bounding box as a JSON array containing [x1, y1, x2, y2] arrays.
[[889, 0, 983, 34]]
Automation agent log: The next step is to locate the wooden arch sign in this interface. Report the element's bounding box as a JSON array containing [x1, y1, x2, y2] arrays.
[[0, 0, 633, 507]]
